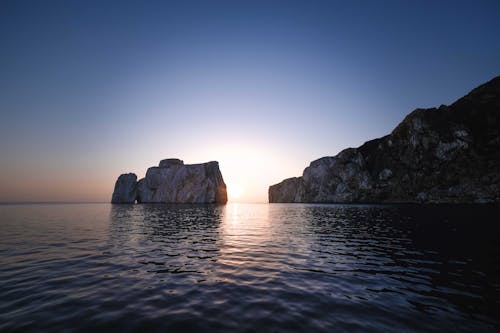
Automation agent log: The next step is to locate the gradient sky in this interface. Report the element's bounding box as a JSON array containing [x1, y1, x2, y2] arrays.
[[1, 0, 499, 203]]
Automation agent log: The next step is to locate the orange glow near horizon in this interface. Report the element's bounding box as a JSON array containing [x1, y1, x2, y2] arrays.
[[227, 184, 245, 201], [182, 141, 303, 203], [0, 140, 308, 203]]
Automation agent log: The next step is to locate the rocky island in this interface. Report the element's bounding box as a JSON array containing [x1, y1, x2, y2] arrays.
[[269, 76, 500, 204], [112, 159, 227, 204]]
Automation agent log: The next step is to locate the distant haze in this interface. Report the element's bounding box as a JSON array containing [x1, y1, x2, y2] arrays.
[[1, 0, 500, 203]]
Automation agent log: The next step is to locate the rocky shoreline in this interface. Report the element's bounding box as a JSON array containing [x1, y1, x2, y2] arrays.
[[269, 76, 500, 204]]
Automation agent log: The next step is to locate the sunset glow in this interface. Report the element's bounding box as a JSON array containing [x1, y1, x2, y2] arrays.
[[1, 1, 499, 332], [228, 184, 244, 201], [0, 1, 498, 203], [177, 141, 305, 203]]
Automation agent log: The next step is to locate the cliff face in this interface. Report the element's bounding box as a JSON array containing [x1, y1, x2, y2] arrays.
[[111, 173, 137, 204], [269, 76, 500, 204], [112, 159, 227, 204]]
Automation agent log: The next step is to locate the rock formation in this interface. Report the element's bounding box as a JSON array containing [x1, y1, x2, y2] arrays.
[[269, 75, 500, 204], [112, 159, 227, 204], [111, 173, 137, 204]]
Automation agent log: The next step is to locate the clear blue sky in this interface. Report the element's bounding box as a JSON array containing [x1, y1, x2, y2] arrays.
[[1, 0, 499, 202]]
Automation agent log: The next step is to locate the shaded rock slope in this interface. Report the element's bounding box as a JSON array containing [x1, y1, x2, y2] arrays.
[[269, 76, 500, 203], [112, 159, 227, 204]]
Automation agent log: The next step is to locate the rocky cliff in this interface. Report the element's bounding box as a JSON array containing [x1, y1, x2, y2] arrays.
[[269, 76, 500, 204], [112, 159, 227, 204]]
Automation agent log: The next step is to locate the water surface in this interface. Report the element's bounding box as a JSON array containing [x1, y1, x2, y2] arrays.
[[1, 203, 499, 332]]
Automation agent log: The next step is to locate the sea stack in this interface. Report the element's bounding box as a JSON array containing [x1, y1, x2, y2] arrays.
[[112, 159, 227, 204], [111, 173, 138, 204], [269, 75, 500, 204]]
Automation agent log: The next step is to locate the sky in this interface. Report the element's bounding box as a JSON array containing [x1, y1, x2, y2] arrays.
[[1, 0, 499, 203]]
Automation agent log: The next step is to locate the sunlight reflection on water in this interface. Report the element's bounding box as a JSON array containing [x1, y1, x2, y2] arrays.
[[0, 203, 499, 332]]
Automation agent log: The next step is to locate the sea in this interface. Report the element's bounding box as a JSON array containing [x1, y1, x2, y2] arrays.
[[1, 203, 499, 332]]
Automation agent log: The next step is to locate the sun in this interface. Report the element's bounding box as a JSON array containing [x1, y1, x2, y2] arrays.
[[228, 184, 245, 200]]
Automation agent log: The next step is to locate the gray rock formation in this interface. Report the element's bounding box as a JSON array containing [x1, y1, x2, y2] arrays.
[[269, 75, 500, 204], [111, 159, 227, 204], [111, 173, 137, 204]]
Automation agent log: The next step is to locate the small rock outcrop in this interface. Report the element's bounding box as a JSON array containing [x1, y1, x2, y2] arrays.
[[111, 173, 137, 204], [111, 159, 227, 204], [269, 75, 500, 204]]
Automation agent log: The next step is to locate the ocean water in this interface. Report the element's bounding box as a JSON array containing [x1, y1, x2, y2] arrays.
[[1, 203, 499, 332]]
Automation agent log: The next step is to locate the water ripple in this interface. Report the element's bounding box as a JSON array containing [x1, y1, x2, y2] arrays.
[[1, 203, 499, 332]]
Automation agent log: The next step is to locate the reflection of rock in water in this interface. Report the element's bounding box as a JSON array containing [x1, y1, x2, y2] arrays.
[[109, 204, 224, 275], [106, 203, 500, 328], [111, 159, 227, 204], [280, 204, 500, 320]]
